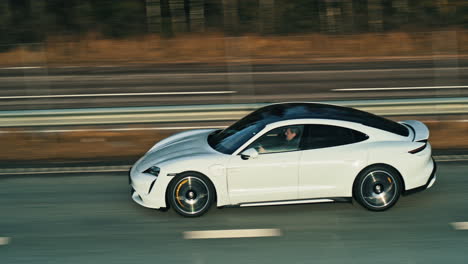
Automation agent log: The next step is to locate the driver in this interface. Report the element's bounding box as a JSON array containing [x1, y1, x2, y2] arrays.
[[258, 126, 300, 153]]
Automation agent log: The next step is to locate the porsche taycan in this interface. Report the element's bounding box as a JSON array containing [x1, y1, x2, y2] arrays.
[[129, 103, 436, 217]]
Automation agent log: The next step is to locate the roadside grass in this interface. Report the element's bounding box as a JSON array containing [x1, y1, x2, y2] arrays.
[[0, 119, 466, 161], [1, 30, 467, 67]]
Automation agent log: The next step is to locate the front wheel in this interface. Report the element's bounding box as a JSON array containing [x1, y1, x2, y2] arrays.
[[167, 172, 214, 217], [353, 166, 402, 211]]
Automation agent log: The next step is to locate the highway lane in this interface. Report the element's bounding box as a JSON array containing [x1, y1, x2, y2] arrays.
[[0, 60, 467, 110], [1, 162, 468, 264]]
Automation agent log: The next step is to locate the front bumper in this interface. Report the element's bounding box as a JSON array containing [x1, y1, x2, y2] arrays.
[[128, 166, 169, 209]]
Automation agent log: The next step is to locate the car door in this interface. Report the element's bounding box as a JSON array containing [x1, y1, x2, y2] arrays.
[[298, 124, 369, 199], [227, 125, 304, 204]]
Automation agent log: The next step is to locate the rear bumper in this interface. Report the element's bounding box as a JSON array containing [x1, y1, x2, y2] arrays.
[[404, 158, 437, 195]]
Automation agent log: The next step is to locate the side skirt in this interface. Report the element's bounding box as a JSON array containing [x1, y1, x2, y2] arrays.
[[237, 197, 351, 208]]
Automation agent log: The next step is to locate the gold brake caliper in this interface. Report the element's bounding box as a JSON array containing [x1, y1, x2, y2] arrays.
[[175, 179, 188, 207]]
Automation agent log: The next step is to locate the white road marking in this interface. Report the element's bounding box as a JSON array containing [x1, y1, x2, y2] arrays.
[[424, 120, 468, 123], [0, 66, 43, 70], [0, 125, 226, 134], [147, 67, 465, 76], [183, 229, 281, 239], [333, 85, 468, 92], [451, 222, 468, 230], [0, 166, 131, 175], [434, 155, 468, 162], [436, 159, 468, 162], [1, 66, 465, 76], [0, 237, 10, 245], [0, 91, 236, 100]]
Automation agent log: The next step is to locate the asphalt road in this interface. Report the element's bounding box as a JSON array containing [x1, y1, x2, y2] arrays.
[[1, 162, 468, 264], [1, 60, 467, 110]]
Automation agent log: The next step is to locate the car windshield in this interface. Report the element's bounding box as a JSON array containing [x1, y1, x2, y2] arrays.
[[208, 111, 266, 154]]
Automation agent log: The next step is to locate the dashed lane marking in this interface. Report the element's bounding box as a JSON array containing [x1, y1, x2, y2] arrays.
[[435, 155, 468, 162], [333, 85, 468, 92], [0, 237, 10, 245], [0, 66, 43, 70], [0, 166, 131, 175], [451, 222, 468, 230], [0, 91, 236, 100], [0, 125, 227, 134], [183, 229, 282, 239]]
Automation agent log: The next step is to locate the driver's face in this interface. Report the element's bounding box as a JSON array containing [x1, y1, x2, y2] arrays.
[[285, 128, 296, 141]]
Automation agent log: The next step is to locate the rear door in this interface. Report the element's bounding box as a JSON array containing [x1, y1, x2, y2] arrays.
[[298, 124, 369, 198]]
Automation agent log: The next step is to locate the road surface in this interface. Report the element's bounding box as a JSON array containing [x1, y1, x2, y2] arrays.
[[1, 162, 467, 264], [1, 60, 467, 110]]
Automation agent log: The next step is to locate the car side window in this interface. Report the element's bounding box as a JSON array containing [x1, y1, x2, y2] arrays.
[[246, 125, 304, 154], [302, 124, 368, 150]]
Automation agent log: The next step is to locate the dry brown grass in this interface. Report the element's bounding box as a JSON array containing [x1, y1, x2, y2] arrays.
[[2, 30, 468, 67], [0, 120, 466, 162]]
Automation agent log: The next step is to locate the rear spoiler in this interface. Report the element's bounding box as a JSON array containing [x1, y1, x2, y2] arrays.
[[401, 120, 429, 142]]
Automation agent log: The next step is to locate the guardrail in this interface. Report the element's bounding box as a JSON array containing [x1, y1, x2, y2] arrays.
[[0, 97, 467, 127]]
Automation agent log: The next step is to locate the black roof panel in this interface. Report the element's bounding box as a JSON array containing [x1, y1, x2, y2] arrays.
[[249, 103, 409, 137]]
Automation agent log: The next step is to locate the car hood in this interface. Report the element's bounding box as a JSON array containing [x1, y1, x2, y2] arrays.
[[136, 129, 218, 172]]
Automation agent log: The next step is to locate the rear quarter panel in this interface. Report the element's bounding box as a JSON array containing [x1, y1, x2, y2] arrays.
[[367, 141, 433, 190]]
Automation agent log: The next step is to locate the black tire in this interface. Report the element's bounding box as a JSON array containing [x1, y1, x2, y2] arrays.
[[353, 165, 402, 211], [167, 172, 215, 217]]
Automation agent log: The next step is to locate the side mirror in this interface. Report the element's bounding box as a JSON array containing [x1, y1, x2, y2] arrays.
[[240, 148, 259, 160]]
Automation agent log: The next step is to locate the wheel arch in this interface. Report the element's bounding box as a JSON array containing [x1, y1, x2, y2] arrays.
[[165, 170, 218, 208], [352, 163, 406, 196]]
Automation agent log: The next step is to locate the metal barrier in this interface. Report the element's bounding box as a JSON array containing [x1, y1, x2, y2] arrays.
[[0, 97, 467, 127]]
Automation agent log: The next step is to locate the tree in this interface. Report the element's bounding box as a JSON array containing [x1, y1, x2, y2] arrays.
[[368, 0, 383, 32], [223, 0, 239, 35], [169, 0, 187, 33], [189, 0, 205, 32], [145, 0, 162, 33], [342, 0, 355, 33], [258, 0, 275, 34]]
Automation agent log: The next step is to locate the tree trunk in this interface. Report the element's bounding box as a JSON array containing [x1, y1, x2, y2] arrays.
[[342, 0, 355, 33], [367, 0, 383, 32], [393, 0, 409, 24], [145, 0, 162, 33], [222, 0, 239, 35], [319, 0, 342, 34], [0, 1, 11, 27], [318, 1, 328, 33], [189, 0, 205, 32], [169, 0, 187, 33], [258, 0, 275, 34]]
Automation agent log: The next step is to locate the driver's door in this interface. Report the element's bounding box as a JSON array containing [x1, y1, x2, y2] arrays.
[[226, 125, 303, 204]]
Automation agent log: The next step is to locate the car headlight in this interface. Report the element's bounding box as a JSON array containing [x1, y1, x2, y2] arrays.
[[143, 166, 160, 176]]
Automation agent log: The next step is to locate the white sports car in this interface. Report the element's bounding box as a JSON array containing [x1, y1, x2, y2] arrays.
[[129, 103, 436, 217]]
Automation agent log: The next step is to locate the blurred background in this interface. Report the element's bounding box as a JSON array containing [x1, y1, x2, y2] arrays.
[[0, 0, 467, 161], [1, 1, 468, 263]]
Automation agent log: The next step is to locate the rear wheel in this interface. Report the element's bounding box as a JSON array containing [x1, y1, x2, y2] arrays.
[[353, 165, 402, 211], [167, 172, 214, 217]]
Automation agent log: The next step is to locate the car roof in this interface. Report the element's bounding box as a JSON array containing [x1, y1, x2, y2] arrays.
[[251, 102, 409, 137]]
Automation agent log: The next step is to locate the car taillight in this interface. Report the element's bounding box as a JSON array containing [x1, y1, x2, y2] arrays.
[[409, 143, 427, 154]]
